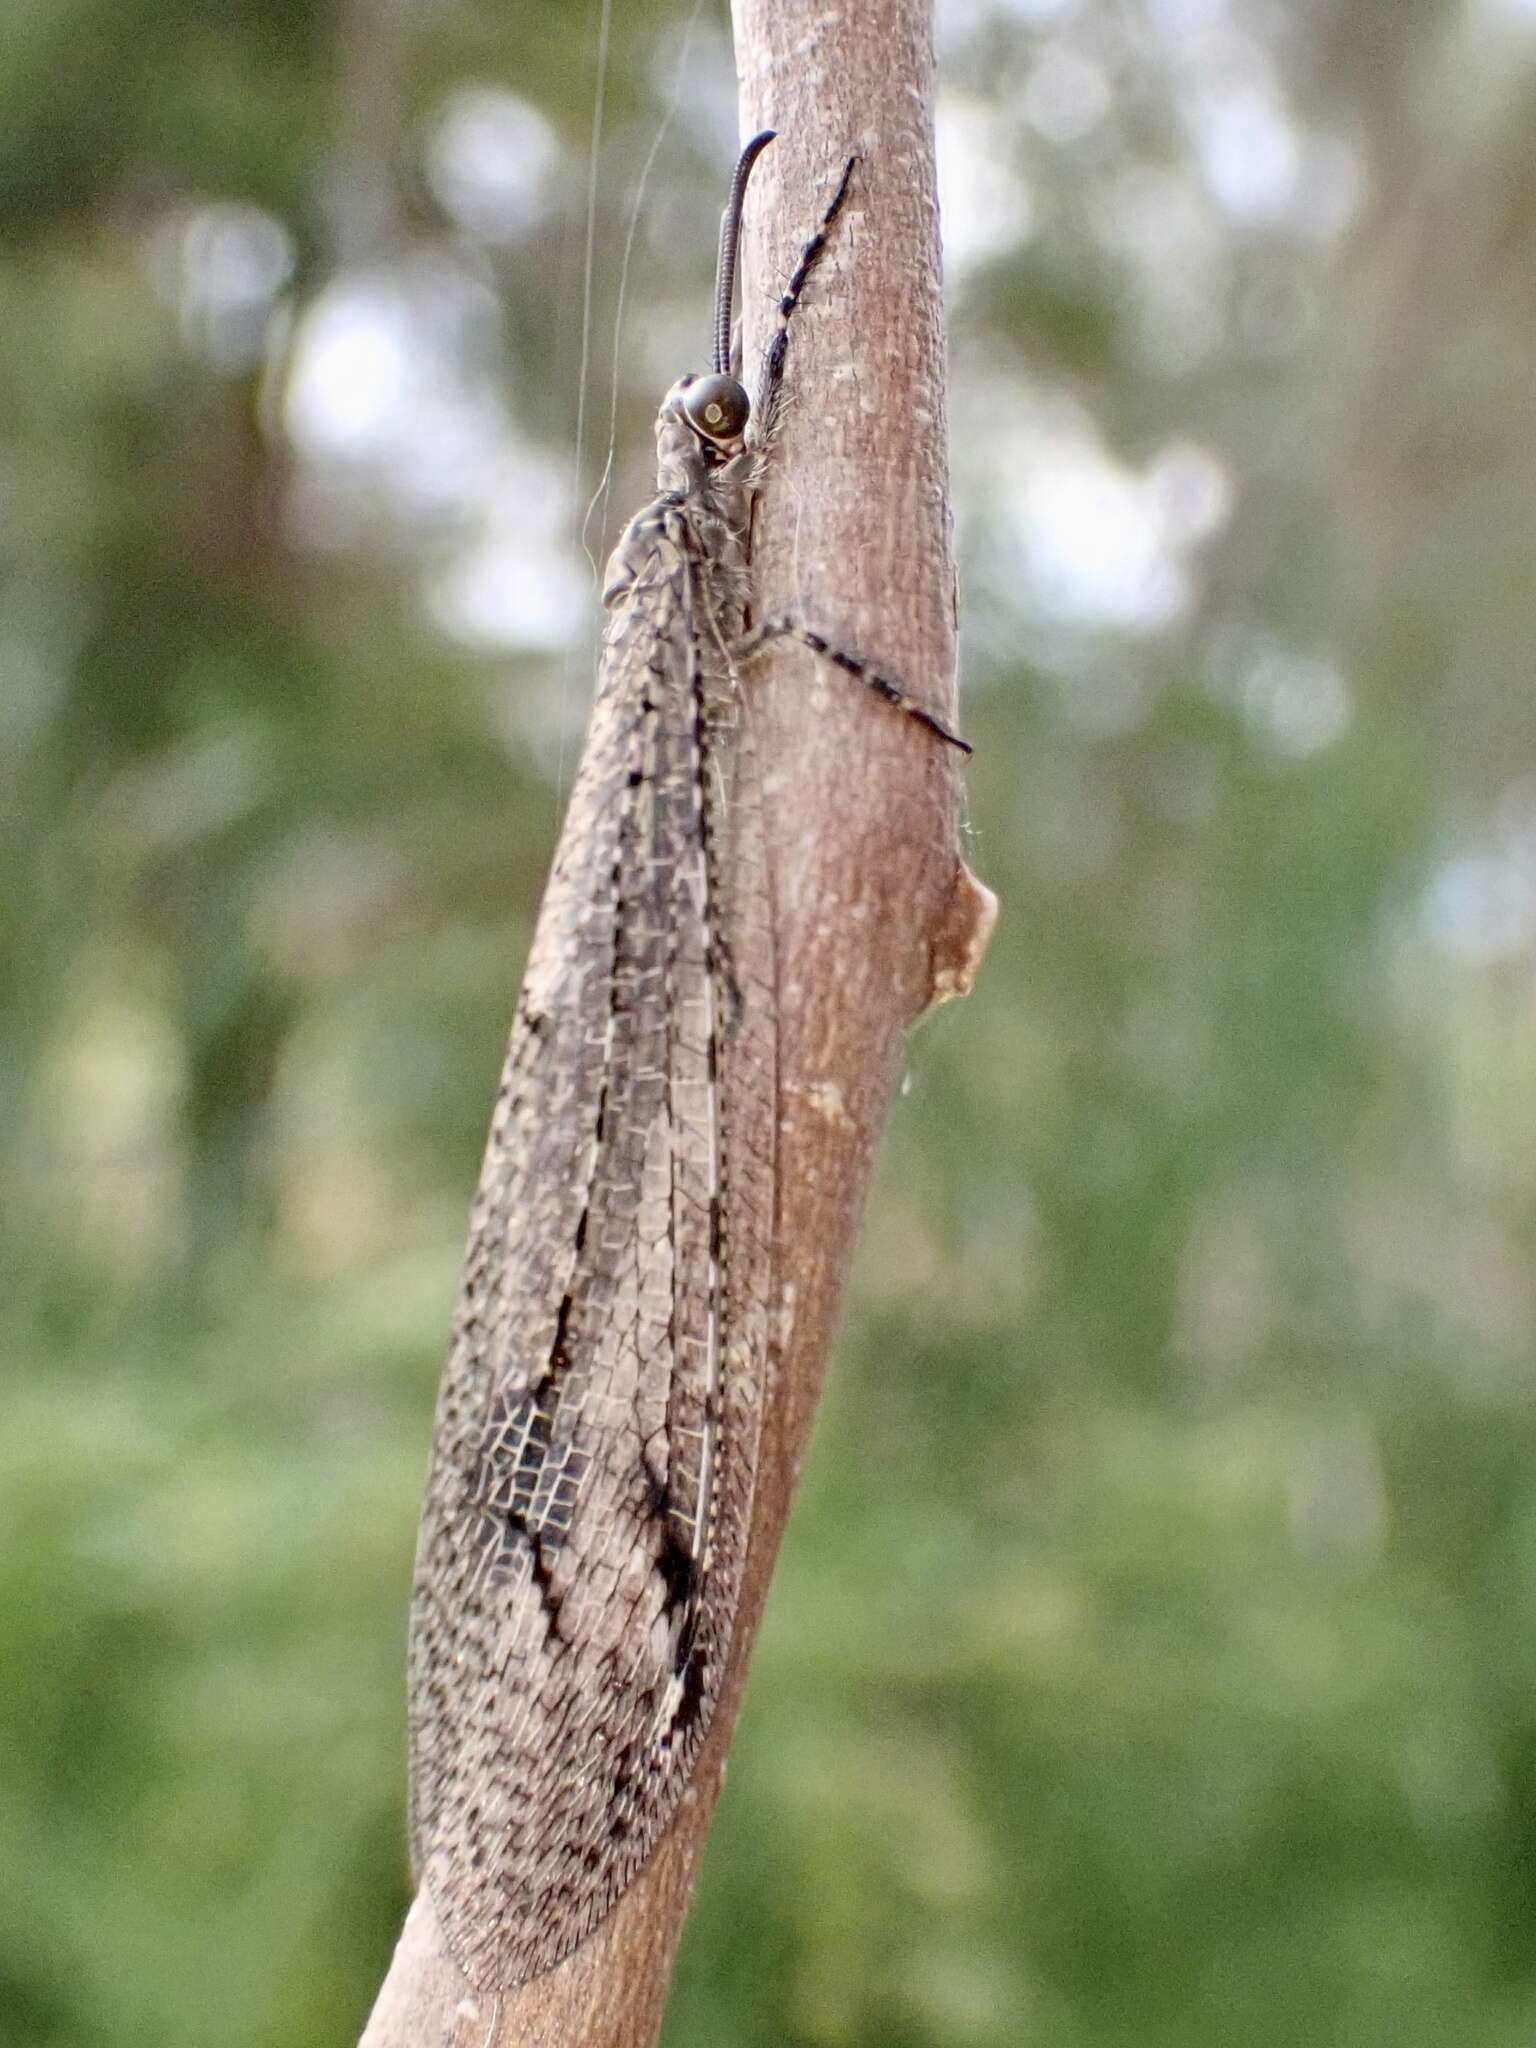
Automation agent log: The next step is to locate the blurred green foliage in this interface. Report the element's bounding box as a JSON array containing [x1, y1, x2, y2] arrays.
[[7, 1, 1536, 2043]]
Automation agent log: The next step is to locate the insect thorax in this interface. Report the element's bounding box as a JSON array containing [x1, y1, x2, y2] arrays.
[[601, 395, 755, 625]]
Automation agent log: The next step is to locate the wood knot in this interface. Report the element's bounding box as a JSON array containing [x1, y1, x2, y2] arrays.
[[925, 859, 998, 1009]]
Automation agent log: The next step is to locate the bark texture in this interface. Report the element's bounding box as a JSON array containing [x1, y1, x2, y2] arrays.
[[360, 1, 990, 2039]]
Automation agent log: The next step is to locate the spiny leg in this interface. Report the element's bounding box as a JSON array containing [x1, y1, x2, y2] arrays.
[[735, 614, 971, 755], [743, 158, 969, 757], [754, 154, 859, 442]]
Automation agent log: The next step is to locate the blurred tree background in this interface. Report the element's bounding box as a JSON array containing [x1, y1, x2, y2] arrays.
[[7, 0, 1536, 2042]]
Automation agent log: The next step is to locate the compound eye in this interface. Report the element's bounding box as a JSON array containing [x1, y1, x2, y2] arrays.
[[683, 373, 750, 444]]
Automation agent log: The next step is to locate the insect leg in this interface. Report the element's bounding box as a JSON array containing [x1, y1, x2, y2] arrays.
[[734, 614, 971, 754], [754, 154, 859, 440]]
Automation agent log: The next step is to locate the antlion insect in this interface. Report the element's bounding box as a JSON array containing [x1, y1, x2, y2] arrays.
[[406, 129, 969, 1990]]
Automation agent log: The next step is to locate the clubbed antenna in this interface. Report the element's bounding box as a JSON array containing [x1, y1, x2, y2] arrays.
[[713, 129, 776, 376]]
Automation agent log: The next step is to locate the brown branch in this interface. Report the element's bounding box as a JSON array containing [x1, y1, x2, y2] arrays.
[[359, 2, 992, 2040]]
